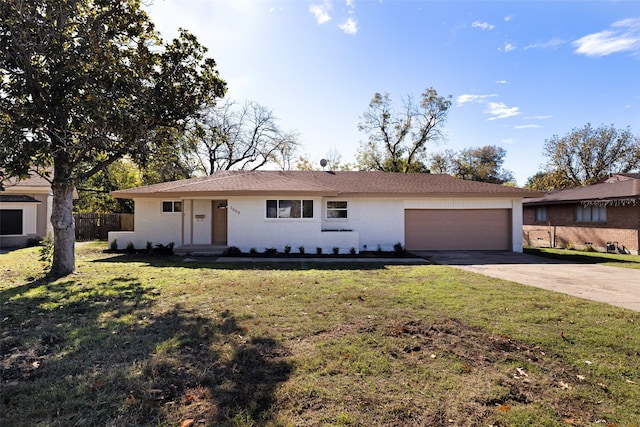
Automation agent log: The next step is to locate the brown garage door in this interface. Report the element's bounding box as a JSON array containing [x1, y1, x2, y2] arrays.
[[405, 209, 511, 251]]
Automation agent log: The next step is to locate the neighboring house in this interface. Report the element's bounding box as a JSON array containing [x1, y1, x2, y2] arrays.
[[0, 171, 53, 248], [523, 173, 640, 254], [109, 170, 541, 254]]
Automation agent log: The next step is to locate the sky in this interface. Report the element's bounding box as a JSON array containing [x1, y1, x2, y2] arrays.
[[143, 0, 640, 185]]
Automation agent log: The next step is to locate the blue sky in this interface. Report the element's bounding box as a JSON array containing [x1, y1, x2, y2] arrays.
[[144, 0, 640, 185]]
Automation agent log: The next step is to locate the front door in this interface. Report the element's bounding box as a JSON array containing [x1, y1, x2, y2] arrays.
[[212, 200, 228, 245]]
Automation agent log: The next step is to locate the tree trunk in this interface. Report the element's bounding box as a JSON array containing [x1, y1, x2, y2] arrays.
[[50, 180, 76, 276]]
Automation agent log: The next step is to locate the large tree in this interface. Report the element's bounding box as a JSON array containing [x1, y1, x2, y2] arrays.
[[356, 88, 452, 173], [188, 100, 300, 174], [1, 0, 226, 276], [428, 145, 515, 184], [536, 123, 640, 189]]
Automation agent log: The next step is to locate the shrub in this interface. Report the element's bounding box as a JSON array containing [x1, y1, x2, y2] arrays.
[[565, 241, 575, 251], [316, 247, 323, 255], [332, 246, 340, 255], [224, 246, 242, 256], [376, 244, 383, 254], [110, 239, 118, 251], [154, 242, 174, 255], [349, 247, 356, 255], [38, 234, 54, 271], [393, 242, 406, 256], [265, 247, 278, 256], [284, 244, 291, 254], [125, 242, 136, 253], [249, 247, 258, 255], [298, 246, 305, 254], [146, 241, 153, 252]]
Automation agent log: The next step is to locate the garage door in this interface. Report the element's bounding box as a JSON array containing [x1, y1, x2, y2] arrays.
[[405, 209, 511, 251]]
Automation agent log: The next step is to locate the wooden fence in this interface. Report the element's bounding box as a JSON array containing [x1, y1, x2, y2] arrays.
[[74, 213, 134, 241]]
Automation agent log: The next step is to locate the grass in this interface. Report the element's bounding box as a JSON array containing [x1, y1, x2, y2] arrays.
[[525, 247, 640, 270], [1, 242, 639, 426]]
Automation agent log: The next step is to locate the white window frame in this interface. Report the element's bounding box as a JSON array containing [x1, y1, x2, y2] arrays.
[[266, 199, 313, 219], [162, 200, 182, 213], [326, 200, 348, 219]]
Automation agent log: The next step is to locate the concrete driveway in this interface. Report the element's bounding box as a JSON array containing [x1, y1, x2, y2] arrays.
[[414, 251, 640, 312]]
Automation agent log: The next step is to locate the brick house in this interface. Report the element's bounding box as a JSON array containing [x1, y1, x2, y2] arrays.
[[523, 173, 640, 254]]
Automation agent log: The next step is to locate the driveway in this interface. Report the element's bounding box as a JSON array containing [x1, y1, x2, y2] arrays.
[[414, 251, 640, 312]]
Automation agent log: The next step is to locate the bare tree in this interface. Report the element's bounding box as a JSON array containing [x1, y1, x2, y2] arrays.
[[541, 123, 640, 188], [356, 88, 452, 173], [189, 100, 300, 174]]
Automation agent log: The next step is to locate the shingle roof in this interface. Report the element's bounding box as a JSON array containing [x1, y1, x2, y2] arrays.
[[1, 170, 52, 189], [112, 170, 542, 199], [524, 174, 640, 206]]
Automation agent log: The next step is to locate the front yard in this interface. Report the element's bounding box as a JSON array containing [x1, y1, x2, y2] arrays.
[[1, 243, 639, 426]]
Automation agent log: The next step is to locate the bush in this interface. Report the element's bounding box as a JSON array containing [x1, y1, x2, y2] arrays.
[[154, 242, 174, 255], [298, 246, 305, 255], [284, 244, 291, 254], [376, 244, 383, 254], [349, 247, 356, 255], [249, 247, 258, 255], [224, 246, 242, 256], [316, 247, 323, 255], [125, 242, 136, 253], [146, 241, 153, 252], [110, 239, 118, 251], [265, 247, 278, 256], [38, 234, 54, 271], [332, 246, 340, 255], [393, 242, 406, 256]]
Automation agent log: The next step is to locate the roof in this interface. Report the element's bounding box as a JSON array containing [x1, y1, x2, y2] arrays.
[[0, 195, 42, 203], [1, 169, 52, 190], [524, 174, 640, 206], [111, 170, 543, 199]]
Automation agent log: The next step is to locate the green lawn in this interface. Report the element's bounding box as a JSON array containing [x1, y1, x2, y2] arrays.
[[1, 243, 639, 426], [525, 247, 640, 270]]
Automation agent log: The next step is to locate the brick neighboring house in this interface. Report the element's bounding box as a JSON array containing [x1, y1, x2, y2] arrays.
[[523, 173, 640, 254]]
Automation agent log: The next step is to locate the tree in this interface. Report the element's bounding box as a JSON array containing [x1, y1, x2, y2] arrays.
[[538, 123, 640, 188], [1, 0, 226, 276], [187, 100, 300, 174], [74, 159, 142, 213], [356, 88, 452, 173], [428, 145, 515, 184], [524, 171, 573, 191]]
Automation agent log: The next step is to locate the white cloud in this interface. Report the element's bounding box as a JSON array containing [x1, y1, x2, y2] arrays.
[[515, 124, 541, 129], [499, 42, 516, 52], [524, 115, 552, 120], [339, 18, 358, 35], [504, 15, 513, 22], [486, 102, 520, 120], [524, 38, 565, 50], [472, 20, 495, 31], [346, 0, 355, 9], [495, 80, 508, 84], [502, 138, 514, 144], [456, 93, 497, 106], [310, 1, 332, 25], [573, 18, 640, 56]]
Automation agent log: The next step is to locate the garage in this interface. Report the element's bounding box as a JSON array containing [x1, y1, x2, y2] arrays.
[[405, 209, 512, 251]]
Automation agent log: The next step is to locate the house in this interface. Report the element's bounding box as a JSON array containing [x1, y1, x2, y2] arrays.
[[523, 173, 640, 254], [0, 171, 53, 248], [109, 170, 542, 254]]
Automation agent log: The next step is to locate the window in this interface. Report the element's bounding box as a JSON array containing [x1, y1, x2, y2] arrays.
[[0, 209, 23, 235], [575, 205, 606, 222], [162, 201, 182, 213], [327, 201, 348, 219], [535, 207, 546, 222], [266, 200, 313, 219]]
